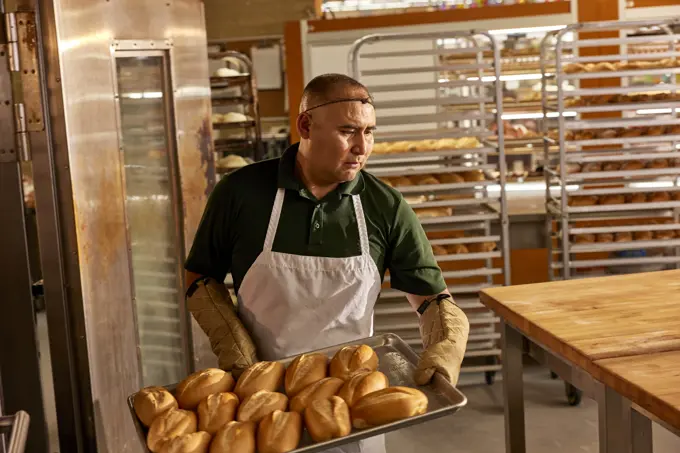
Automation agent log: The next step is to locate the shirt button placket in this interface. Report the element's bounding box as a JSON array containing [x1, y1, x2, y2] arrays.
[[310, 204, 323, 245]]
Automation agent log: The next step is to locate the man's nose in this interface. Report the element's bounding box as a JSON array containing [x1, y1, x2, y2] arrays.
[[351, 134, 369, 155]]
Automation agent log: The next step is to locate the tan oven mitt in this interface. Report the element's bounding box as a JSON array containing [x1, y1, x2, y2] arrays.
[[186, 278, 258, 375], [414, 295, 469, 387]]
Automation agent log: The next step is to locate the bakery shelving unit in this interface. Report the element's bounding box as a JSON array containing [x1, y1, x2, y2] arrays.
[[0, 411, 30, 453], [208, 50, 263, 173], [541, 19, 680, 280], [349, 30, 510, 384]]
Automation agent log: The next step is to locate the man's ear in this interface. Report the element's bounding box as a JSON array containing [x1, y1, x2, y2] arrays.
[[297, 113, 312, 140]]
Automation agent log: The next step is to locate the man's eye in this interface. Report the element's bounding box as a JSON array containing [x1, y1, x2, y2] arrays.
[[340, 129, 354, 136], [365, 129, 374, 136]]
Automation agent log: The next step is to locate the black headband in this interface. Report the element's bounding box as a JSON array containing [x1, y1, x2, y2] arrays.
[[301, 97, 373, 114]]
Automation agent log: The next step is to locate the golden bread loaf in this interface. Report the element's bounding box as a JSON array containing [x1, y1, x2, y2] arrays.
[[304, 396, 352, 443], [234, 362, 285, 401], [351, 387, 428, 429], [158, 432, 212, 453], [210, 421, 256, 453], [257, 411, 302, 453], [284, 353, 329, 397], [197, 393, 240, 435], [337, 371, 389, 407], [329, 345, 379, 381], [176, 369, 235, 410], [133, 386, 178, 427], [236, 390, 288, 424], [147, 409, 197, 453], [289, 377, 344, 413]]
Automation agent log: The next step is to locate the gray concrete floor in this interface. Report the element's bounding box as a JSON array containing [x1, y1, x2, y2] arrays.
[[36, 313, 680, 452]]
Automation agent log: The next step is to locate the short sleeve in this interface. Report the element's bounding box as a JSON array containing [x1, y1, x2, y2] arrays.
[[184, 178, 234, 281], [386, 199, 447, 296]]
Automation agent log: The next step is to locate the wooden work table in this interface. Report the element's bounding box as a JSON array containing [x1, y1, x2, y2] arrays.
[[480, 270, 680, 453]]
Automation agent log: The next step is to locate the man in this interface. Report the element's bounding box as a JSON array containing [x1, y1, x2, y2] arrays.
[[185, 74, 469, 452]]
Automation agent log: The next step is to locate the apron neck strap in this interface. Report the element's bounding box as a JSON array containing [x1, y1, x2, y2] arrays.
[[264, 189, 370, 256], [352, 194, 371, 257], [263, 188, 286, 251]]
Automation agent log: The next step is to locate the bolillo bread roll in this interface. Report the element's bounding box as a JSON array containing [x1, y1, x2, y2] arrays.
[[237, 390, 288, 424], [304, 396, 352, 443], [176, 369, 235, 410], [289, 377, 344, 413], [197, 393, 240, 435], [134, 386, 178, 427], [234, 362, 285, 401], [351, 387, 428, 429], [337, 371, 389, 407], [257, 411, 302, 453], [329, 345, 379, 381], [285, 353, 329, 397], [159, 432, 212, 453], [147, 409, 197, 453], [210, 421, 256, 453]]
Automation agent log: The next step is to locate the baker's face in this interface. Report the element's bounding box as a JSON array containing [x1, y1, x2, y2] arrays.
[[298, 93, 377, 184]]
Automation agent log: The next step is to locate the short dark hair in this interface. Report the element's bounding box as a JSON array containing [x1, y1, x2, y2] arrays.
[[300, 73, 373, 113]]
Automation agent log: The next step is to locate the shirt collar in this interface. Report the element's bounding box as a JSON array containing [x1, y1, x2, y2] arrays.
[[278, 143, 365, 199]]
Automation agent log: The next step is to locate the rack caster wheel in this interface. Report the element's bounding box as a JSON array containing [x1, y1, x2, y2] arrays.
[[550, 371, 558, 380], [565, 383, 582, 406]]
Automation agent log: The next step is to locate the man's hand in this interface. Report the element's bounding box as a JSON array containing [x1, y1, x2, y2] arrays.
[[186, 277, 258, 375], [411, 294, 469, 386]]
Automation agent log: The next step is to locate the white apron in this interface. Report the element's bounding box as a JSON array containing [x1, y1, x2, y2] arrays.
[[238, 188, 385, 453]]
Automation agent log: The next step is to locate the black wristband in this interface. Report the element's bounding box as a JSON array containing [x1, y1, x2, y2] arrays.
[[416, 293, 451, 315]]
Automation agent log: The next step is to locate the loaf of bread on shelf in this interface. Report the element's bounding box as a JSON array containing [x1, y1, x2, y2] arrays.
[[337, 371, 389, 407], [304, 396, 352, 443], [564, 63, 586, 74], [372, 143, 389, 154], [647, 159, 669, 169], [158, 432, 212, 453], [667, 125, 680, 135], [176, 369, 235, 410], [672, 191, 680, 201], [210, 421, 256, 453], [568, 196, 598, 207], [432, 244, 448, 256], [621, 128, 643, 138], [573, 234, 595, 244], [378, 177, 393, 187], [415, 139, 438, 152], [414, 207, 453, 219], [646, 126, 666, 136], [134, 387, 178, 427], [257, 411, 302, 453], [197, 393, 240, 435], [595, 62, 617, 72], [626, 193, 647, 204], [285, 353, 329, 397], [597, 129, 618, 139], [390, 176, 413, 187], [234, 362, 285, 401], [466, 242, 497, 253], [411, 174, 440, 186], [581, 162, 603, 173], [614, 232, 632, 242], [648, 192, 671, 203], [290, 377, 344, 413], [236, 391, 288, 424], [446, 244, 469, 254], [147, 409, 198, 453], [596, 233, 614, 243], [386, 141, 410, 153], [351, 387, 428, 429], [462, 170, 485, 182], [602, 162, 621, 172], [634, 231, 653, 241], [621, 161, 645, 171], [599, 195, 625, 205], [654, 230, 675, 240], [437, 173, 465, 184]]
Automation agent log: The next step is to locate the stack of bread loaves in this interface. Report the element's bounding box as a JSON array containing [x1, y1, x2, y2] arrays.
[[133, 344, 428, 453]]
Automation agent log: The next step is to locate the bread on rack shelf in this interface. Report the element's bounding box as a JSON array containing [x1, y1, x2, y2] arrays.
[[437, 173, 465, 184], [614, 232, 633, 242], [390, 176, 413, 187], [672, 192, 680, 201], [634, 231, 653, 241], [411, 175, 440, 186], [621, 161, 645, 171], [466, 242, 497, 253], [445, 244, 469, 254], [563, 59, 680, 74], [647, 159, 669, 169], [602, 162, 621, 172], [432, 244, 448, 256], [626, 193, 647, 204], [596, 233, 614, 243], [462, 170, 485, 182], [581, 162, 603, 173], [648, 192, 670, 203], [573, 234, 595, 244], [654, 230, 675, 240], [378, 177, 393, 187], [371, 137, 481, 155], [414, 207, 453, 219], [568, 196, 598, 207], [599, 195, 625, 205]]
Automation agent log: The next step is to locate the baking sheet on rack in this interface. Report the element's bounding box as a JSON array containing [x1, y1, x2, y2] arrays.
[[128, 334, 467, 453]]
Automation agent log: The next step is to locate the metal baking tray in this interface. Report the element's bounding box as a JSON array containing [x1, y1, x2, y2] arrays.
[[128, 334, 467, 453]]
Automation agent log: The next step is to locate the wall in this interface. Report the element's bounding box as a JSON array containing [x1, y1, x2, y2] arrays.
[[203, 0, 319, 39]]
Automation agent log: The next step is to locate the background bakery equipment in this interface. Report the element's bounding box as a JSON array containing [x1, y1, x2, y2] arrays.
[[0, 411, 30, 453], [541, 18, 680, 405], [349, 29, 510, 385], [208, 49, 264, 173]]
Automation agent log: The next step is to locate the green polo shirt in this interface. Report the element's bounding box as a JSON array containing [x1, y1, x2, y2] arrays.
[[185, 144, 446, 296]]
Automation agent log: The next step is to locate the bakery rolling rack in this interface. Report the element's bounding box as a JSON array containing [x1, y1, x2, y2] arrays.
[[208, 50, 264, 173], [0, 411, 29, 453], [350, 30, 510, 384], [541, 19, 680, 404]]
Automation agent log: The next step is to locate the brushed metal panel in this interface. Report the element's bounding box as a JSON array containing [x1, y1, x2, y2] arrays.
[[46, 0, 213, 451]]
